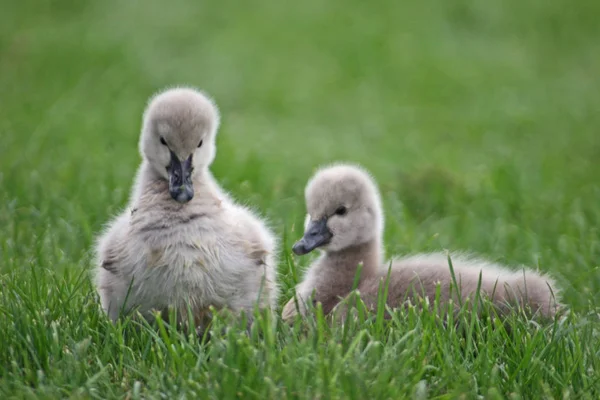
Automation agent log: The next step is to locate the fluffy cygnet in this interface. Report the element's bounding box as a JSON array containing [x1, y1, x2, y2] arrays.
[[94, 87, 278, 329], [282, 164, 562, 323]]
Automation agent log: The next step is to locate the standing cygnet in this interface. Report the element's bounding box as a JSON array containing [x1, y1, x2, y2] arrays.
[[282, 164, 562, 323], [94, 87, 278, 328]]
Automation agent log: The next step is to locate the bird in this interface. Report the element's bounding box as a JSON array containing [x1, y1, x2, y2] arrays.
[[94, 86, 279, 332], [282, 163, 562, 323]]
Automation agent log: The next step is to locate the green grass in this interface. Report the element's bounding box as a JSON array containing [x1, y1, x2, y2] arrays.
[[1, 0, 600, 398]]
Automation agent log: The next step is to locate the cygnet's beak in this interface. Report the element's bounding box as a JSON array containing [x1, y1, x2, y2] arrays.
[[167, 150, 194, 203], [292, 218, 333, 255]]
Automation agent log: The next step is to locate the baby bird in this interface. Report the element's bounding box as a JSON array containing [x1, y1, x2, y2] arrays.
[[282, 164, 562, 323], [94, 87, 278, 329]]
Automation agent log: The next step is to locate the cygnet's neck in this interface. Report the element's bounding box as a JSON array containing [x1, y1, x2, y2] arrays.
[[323, 238, 383, 284]]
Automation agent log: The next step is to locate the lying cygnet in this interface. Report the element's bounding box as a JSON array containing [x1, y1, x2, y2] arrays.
[[95, 87, 278, 328], [282, 164, 562, 323]]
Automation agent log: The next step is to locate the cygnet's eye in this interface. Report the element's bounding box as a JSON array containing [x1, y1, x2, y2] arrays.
[[198, 139, 203, 148], [160, 137, 167, 146], [335, 206, 348, 216]]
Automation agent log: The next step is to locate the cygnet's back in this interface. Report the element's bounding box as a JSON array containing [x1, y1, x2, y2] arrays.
[[359, 253, 561, 320], [282, 163, 562, 322]]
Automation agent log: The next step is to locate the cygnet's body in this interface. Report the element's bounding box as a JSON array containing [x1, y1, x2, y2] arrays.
[[282, 164, 561, 322], [95, 87, 278, 326]]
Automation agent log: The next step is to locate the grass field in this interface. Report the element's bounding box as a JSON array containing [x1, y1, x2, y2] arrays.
[[2, 0, 600, 398]]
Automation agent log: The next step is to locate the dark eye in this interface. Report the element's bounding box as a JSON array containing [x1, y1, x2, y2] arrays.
[[160, 137, 167, 146], [335, 206, 347, 216], [198, 139, 203, 148]]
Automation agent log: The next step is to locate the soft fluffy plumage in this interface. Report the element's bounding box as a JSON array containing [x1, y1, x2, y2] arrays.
[[94, 87, 278, 329], [283, 163, 562, 323]]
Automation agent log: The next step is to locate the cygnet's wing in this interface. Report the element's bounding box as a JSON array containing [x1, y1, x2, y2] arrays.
[[95, 212, 132, 274]]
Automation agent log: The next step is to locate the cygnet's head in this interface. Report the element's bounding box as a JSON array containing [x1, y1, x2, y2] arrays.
[[292, 164, 384, 255], [140, 87, 220, 203]]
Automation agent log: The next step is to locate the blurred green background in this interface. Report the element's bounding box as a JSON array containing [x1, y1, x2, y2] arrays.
[[1, 0, 599, 311], [2, 1, 600, 397]]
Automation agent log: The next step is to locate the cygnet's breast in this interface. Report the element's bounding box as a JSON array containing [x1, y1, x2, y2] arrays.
[[126, 200, 253, 305]]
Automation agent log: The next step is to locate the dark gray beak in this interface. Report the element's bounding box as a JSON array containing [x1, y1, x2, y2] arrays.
[[292, 218, 333, 255], [167, 150, 194, 203]]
